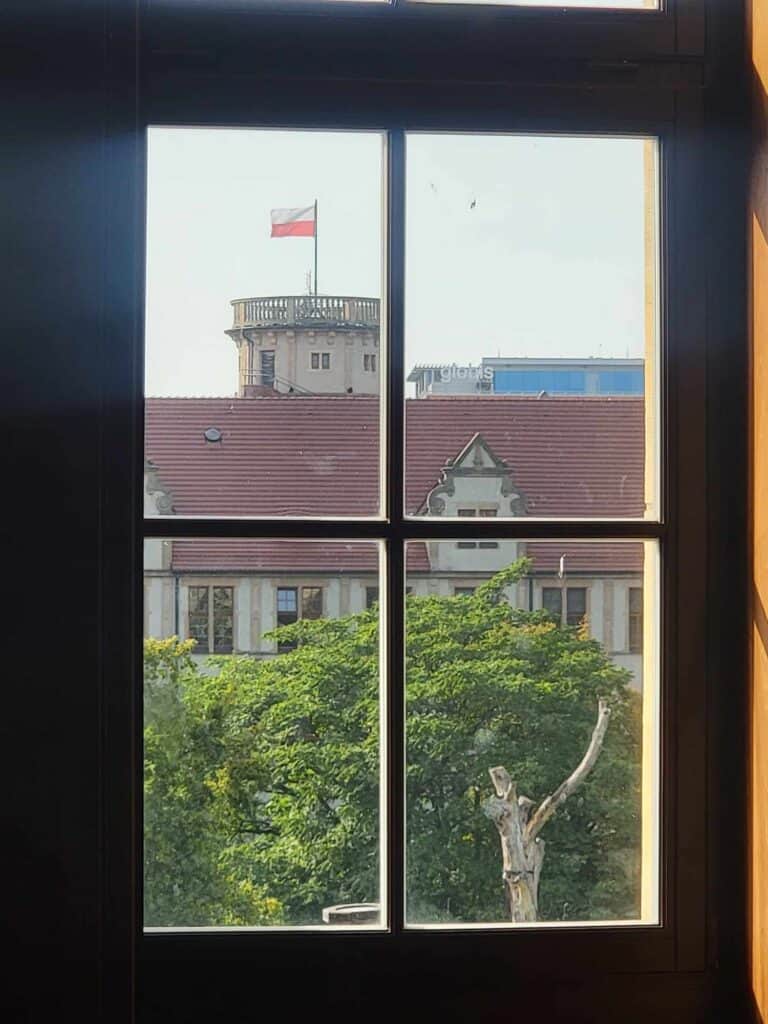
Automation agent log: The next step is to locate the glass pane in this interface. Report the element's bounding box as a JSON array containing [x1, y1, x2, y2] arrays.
[[405, 538, 659, 927], [405, 134, 659, 521], [187, 586, 209, 651], [213, 586, 234, 653], [143, 538, 384, 929], [145, 127, 384, 518]]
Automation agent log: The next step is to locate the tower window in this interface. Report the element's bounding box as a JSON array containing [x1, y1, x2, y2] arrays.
[[260, 350, 275, 387]]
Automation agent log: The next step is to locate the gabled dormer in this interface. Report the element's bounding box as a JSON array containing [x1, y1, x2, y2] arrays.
[[424, 433, 528, 517], [423, 434, 527, 577]]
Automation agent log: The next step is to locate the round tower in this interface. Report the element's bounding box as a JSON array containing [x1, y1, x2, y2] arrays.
[[226, 295, 380, 397]]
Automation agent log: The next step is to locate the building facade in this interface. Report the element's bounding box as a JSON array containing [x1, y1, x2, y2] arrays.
[[408, 357, 644, 398], [145, 295, 646, 687]]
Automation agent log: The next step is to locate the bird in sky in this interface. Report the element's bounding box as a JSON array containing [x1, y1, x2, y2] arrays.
[[469, 198, 477, 209]]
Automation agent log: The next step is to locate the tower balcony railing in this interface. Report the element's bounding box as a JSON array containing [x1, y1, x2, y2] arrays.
[[231, 295, 380, 330]]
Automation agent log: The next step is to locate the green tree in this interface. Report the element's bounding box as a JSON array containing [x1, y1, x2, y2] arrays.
[[143, 560, 641, 926]]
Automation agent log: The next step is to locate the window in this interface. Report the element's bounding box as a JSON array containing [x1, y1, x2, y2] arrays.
[[12, 0, 734, 1017], [276, 585, 324, 650], [455, 508, 499, 548], [364, 353, 377, 372], [629, 586, 643, 653], [132, 0, 718, 1013], [366, 585, 379, 609], [541, 586, 588, 628], [261, 350, 275, 387], [276, 586, 298, 651], [301, 585, 323, 619], [187, 585, 233, 653], [145, 130, 662, 933], [565, 586, 587, 627], [310, 352, 331, 370], [542, 586, 563, 621]]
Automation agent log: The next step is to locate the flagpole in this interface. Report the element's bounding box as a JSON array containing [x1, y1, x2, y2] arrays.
[[313, 199, 318, 297]]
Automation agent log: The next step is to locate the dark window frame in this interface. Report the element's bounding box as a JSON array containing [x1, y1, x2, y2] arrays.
[[141, 100, 706, 977], [118, 0, 727, 1018]]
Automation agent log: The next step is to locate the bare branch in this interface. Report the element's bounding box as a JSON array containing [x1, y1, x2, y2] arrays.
[[524, 698, 611, 844], [488, 765, 514, 800]]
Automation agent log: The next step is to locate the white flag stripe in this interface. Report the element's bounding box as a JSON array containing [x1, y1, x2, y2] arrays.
[[270, 206, 315, 225]]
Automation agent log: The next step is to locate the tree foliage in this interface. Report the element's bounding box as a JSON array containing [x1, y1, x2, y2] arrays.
[[144, 561, 641, 927]]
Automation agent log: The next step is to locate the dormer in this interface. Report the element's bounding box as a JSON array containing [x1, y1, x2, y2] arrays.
[[423, 434, 527, 576], [424, 433, 528, 518]]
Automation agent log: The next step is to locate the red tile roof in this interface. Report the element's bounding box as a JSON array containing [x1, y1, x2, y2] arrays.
[[145, 394, 644, 575]]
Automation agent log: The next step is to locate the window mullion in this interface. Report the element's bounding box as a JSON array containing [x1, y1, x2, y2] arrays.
[[385, 128, 407, 933]]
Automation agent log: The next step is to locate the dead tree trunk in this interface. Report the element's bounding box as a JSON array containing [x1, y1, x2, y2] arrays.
[[483, 698, 611, 923]]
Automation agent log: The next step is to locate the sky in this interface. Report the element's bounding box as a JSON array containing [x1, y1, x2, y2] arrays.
[[145, 127, 651, 397]]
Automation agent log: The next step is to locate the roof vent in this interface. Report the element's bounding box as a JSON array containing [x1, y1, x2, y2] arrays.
[[204, 427, 222, 443]]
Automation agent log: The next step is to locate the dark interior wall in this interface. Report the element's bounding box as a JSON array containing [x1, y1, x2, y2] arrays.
[[2, 4, 136, 1021]]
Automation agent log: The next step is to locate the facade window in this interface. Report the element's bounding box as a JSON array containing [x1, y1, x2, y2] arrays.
[[364, 353, 377, 372], [566, 587, 587, 627], [629, 587, 643, 653], [454, 586, 475, 597], [542, 586, 587, 628], [542, 586, 563, 622], [310, 352, 331, 370], [456, 507, 498, 549], [187, 585, 233, 653], [301, 586, 323, 619], [277, 587, 299, 652], [366, 586, 379, 609], [277, 586, 324, 651]]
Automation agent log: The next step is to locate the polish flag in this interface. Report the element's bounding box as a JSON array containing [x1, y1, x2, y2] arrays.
[[270, 206, 316, 238]]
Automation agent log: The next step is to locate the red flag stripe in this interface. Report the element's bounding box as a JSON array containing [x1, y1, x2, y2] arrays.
[[271, 220, 315, 237]]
